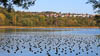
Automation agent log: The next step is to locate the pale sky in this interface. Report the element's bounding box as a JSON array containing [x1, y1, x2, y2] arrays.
[[15, 0, 95, 14]]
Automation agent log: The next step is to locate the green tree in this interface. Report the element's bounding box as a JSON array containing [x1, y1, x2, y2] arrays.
[[38, 15, 46, 26], [87, 0, 100, 13], [87, 0, 100, 26], [94, 15, 100, 26], [0, 0, 36, 11]]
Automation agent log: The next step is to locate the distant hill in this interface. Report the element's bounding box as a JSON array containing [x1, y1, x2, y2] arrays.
[[0, 7, 97, 27]]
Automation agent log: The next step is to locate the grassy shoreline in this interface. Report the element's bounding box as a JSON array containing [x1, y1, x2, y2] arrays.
[[0, 26, 99, 29]]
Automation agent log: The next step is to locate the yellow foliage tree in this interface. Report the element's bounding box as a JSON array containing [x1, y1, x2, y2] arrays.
[[0, 13, 6, 25]]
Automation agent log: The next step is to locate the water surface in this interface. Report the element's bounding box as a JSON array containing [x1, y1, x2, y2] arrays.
[[0, 28, 100, 56]]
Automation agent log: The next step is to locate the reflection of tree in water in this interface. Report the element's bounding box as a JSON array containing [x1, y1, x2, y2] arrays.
[[96, 35, 100, 38], [0, 33, 100, 56], [96, 35, 100, 47]]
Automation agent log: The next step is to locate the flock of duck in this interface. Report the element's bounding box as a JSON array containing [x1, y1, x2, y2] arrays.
[[0, 32, 100, 56]]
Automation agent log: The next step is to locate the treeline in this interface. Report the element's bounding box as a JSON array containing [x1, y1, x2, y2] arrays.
[[0, 7, 98, 27]]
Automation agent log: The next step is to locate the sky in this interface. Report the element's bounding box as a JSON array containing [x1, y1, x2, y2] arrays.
[[15, 0, 95, 14]]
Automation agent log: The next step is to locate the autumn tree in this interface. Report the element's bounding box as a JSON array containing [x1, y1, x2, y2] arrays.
[[0, 13, 6, 25]]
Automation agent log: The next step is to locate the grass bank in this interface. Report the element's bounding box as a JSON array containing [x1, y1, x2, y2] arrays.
[[0, 26, 99, 29]]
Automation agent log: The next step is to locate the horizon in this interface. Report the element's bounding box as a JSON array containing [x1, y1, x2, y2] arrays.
[[14, 0, 95, 14], [15, 11, 95, 15]]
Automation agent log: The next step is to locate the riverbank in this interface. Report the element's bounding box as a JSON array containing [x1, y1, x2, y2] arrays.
[[0, 26, 99, 29]]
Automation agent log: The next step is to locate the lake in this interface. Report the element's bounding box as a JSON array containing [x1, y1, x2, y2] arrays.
[[0, 28, 100, 56]]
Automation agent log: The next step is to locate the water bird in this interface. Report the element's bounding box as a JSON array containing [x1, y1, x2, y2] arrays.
[[21, 51, 22, 53], [29, 47, 33, 52], [15, 46, 19, 52], [34, 52, 37, 54], [55, 47, 58, 54], [47, 52, 51, 56], [96, 53, 98, 55], [7, 50, 10, 53]]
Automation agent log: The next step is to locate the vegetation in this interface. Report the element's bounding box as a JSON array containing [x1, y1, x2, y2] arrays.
[[94, 15, 100, 26], [0, 0, 99, 27], [87, 0, 100, 13], [0, 7, 98, 27], [87, 0, 100, 26], [0, 0, 36, 11]]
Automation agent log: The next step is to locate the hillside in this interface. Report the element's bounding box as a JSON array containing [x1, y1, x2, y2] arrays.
[[0, 7, 97, 27]]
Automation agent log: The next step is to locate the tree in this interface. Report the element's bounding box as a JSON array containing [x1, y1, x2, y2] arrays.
[[87, 0, 100, 13], [38, 15, 46, 26], [87, 0, 100, 26], [0, 0, 36, 11], [94, 15, 100, 26], [0, 13, 6, 25]]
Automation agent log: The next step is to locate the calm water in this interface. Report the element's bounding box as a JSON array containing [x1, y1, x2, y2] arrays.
[[0, 28, 100, 56]]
